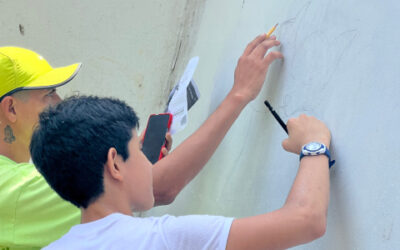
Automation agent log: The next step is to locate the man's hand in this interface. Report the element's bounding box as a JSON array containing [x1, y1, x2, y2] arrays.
[[161, 132, 172, 157], [139, 132, 173, 158], [230, 34, 283, 103], [282, 114, 331, 154]]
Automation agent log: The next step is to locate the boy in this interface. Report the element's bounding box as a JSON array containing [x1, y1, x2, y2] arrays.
[[31, 94, 332, 249]]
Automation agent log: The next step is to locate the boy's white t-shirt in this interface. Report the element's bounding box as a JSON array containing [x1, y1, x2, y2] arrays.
[[44, 213, 234, 250]]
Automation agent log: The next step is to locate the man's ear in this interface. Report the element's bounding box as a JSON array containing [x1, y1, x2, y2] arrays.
[[0, 96, 17, 123], [105, 147, 124, 181]]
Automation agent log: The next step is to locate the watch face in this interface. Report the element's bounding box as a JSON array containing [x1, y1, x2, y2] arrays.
[[305, 142, 322, 151]]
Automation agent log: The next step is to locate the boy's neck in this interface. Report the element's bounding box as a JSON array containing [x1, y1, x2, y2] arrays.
[[81, 194, 133, 224]]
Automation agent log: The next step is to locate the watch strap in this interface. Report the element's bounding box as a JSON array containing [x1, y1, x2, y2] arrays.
[[299, 144, 335, 168]]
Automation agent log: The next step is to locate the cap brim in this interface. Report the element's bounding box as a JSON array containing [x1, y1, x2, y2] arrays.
[[23, 63, 82, 90]]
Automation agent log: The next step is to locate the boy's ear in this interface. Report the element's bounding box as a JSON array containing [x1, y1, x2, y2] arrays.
[[105, 147, 124, 181], [0, 96, 17, 123]]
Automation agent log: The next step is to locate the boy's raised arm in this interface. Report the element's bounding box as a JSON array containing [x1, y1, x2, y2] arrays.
[[151, 34, 283, 205]]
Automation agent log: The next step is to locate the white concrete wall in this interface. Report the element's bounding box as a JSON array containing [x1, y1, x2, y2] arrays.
[[2, 0, 399, 249], [1, 0, 205, 121], [148, 0, 400, 249]]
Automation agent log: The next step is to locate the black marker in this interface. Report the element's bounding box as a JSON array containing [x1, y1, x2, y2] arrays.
[[264, 100, 288, 134]]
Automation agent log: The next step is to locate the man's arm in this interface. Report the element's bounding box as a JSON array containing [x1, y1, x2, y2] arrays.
[[226, 115, 331, 250], [152, 34, 283, 205]]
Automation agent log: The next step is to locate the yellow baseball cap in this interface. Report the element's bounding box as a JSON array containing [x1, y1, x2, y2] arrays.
[[0, 47, 81, 100]]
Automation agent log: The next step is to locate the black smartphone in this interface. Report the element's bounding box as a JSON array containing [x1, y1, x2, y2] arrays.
[[141, 113, 173, 164]]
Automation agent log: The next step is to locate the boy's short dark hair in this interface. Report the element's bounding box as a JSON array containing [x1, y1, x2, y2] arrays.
[[30, 96, 139, 208]]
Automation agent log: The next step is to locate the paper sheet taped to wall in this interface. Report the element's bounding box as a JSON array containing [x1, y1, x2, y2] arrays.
[[166, 57, 200, 134]]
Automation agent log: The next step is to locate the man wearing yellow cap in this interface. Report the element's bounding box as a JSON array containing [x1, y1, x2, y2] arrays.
[[0, 47, 82, 249]]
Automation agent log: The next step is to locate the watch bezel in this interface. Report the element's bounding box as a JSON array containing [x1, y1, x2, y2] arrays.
[[301, 142, 327, 156], [299, 142, 335, 168]]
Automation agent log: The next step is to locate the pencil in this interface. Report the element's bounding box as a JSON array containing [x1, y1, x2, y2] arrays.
[[266, 23, 278, 38], [264, 100, 288, 134]]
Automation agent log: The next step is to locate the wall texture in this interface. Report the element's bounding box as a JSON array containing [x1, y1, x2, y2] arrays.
[[2, 0, 399, 249], [148, 1, 400, 249], [1, 0, 205, 120]]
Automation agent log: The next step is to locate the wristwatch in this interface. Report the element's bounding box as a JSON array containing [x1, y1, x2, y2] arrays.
[[299, 142, 335, 168]]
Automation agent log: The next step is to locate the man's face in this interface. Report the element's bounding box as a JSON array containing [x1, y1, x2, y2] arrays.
[[15, 88, 62, 146], [121, 129, 154, 212]]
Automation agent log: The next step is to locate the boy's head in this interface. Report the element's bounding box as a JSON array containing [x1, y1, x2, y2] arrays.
[[30, 96, 155, 211]]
